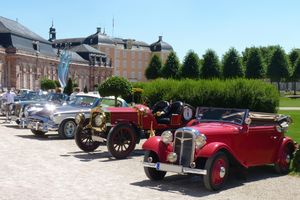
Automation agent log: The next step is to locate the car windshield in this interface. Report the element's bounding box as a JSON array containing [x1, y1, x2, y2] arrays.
[[196, 107, 248, 125], [47, 93, 67, 102], [69, 96, 97, 107]]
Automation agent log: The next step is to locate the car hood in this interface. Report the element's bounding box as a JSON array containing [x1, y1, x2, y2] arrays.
[[54, 104, 92, 115], [190, 122, 241, 136]]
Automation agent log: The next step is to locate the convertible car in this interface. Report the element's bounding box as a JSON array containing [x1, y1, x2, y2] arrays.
[[142, 107, 296, 191], [74, 100, 195, 159]]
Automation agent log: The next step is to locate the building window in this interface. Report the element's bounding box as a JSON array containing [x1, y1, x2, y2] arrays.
[[138, 52, 142, 60], [32, 41, 39, 52], [138, 61, 142, 69], [123, 71, 127, 78], [114, 59, 119, 69], [130, 71, 135, 79], [138, 72, 142, 80], [115, 49, 119, 58], [122, 50, 127, 58], [122, 60, 127, 68], [131, 60, 135, 69]]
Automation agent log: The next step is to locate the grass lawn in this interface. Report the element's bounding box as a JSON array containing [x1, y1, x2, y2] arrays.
[[279, 97, 300, 107], [279, 110, 300, 143]]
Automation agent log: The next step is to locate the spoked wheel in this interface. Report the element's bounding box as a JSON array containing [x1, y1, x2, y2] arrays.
[[75, 126, 100, 152], [203, 151, 229, 191], [59, 120, 76, 139], [144, 151, 166, 180], [275, 145, 292, 174], [107, 124, 137, 159]]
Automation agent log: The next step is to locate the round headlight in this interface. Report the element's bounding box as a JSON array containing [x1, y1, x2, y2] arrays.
[[161, 131, 173, 144], [75, 113, 84, 124], [195, 134, 206, 149], [94, 114, 104, 127], [167, 152, 177, 163]]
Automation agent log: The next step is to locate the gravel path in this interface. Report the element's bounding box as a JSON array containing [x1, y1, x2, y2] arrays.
[[0, 120, 299, 200]]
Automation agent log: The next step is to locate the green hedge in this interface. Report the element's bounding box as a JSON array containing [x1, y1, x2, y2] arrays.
[[136, 79, 279, 113]]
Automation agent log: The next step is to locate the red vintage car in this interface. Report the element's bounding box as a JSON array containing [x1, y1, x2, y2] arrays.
[[74, 101, 195, 159], [142, 107, 296, 191]]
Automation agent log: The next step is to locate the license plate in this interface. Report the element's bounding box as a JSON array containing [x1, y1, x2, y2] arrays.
[[156, 162, 183, 173]]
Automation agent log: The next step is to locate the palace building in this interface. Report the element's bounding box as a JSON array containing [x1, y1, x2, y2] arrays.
[[0, 16, 173, 90]]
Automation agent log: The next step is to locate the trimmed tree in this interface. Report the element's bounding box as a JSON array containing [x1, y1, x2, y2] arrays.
[[267, 47, 290, 90], [83, 86, 88, 93], [181, 50, 200, 79], [54, 80, 61, 88], [98, 76, 132, 106], [41, 78, 56, 90], [145, 54, 162, 80], [222, 48, 244, 78], [63, 78, 73, 95], [245, 48, 265, 79], [201, 49, 221, 79], [160, 51, 180, 79], [289, 49, 300, 67]]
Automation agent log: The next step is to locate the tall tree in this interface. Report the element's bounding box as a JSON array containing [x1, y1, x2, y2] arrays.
[[63, 78, 73, 95], [245, 48, 265, 79], [180, 50, 200, 79], [267, 47, 290, 90], [145, 54, 162, 80], [160, 51, 180, 79], [222, 48, 244, 78], [292, 58, 300, 95], [201, 49, 221, 79], [289, 49, 300, 67]]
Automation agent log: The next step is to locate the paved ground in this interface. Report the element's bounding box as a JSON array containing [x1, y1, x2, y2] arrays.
[[0, 118, 300, 200], [279, 107, 300, 110]]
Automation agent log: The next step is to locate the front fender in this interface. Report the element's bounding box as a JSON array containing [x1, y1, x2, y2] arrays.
[[197, 142, 245, 167], [142, 136, 169, 162]]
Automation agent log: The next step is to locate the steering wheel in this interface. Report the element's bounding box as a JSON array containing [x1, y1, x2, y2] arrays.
[[151, 101, 170, 115]]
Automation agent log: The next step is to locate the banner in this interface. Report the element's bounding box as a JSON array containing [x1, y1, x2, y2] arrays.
[[58, 50, 71, 88]]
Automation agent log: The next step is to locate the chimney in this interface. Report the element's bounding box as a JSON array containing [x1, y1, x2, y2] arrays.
[[97, 27, 101, 33], [159, 36, 163, 41]]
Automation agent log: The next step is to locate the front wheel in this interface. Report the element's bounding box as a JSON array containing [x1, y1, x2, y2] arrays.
[[274, 145, 293, 174], [144, 151, 166, 180], [203, 151, 229, 191], [106, 124, 137, 159], [75, 126, 100, 152], [31, 129, 46, 137]]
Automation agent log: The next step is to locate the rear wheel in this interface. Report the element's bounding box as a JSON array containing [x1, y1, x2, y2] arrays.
[[107, 124, 137, 159], [275, 145, 293, 174], [144, 151, 166, 180], [75, 126, 100, 152], [203, 152, 229, 191], [31, 129, 46, 137]]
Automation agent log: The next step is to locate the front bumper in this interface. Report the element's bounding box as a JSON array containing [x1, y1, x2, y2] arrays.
[[27, 120, 58, 133], [143, 162, 207, 175]]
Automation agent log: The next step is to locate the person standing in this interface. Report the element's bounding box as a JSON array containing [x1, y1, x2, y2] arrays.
[[70, 87, 80, 101], [2, 88, 16, 123]]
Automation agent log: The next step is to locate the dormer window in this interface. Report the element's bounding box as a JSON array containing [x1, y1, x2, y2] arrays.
[[32, 41, 39, 52]]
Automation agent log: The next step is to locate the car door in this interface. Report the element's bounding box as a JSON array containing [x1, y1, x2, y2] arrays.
[[245, 125, 281, 166]]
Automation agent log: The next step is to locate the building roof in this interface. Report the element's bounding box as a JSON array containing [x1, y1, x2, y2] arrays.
[[64, 50, 88, 63], [0, 16, 50, 43], [70, 44, 105, 55], [150, 36, 173, 52], [53, 37, 85, 45], [84, 28, 114, 45]]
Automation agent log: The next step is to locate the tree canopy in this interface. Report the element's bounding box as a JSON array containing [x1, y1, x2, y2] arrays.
[[245, 48, 265, 79], [201, 49, 221, 79], [145, 54, 162, 80], [180, 50, 200, 79], [160, 51, 180, 79], [222, 48, 244, 78], [98, 76, 132, 106]]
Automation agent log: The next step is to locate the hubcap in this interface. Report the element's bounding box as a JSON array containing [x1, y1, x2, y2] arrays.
[[65, 121, 76, 137], [212, 157, 227, 186], [219, 166, 226, 178]]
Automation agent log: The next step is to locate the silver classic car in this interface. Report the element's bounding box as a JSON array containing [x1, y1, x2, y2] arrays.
[[27, 93, 128, 139]]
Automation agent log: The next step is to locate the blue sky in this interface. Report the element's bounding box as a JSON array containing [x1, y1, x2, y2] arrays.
[[1, 0, 300, 61]]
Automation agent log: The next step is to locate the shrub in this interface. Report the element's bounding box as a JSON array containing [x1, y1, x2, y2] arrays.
[[41, 78, 56, 91], [139, 79, 279, 113]]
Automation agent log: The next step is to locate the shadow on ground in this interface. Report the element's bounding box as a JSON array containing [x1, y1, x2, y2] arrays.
[[131, 165, 282, 197], [66, 149, 145, 162], [15, 133, 67, 141]]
